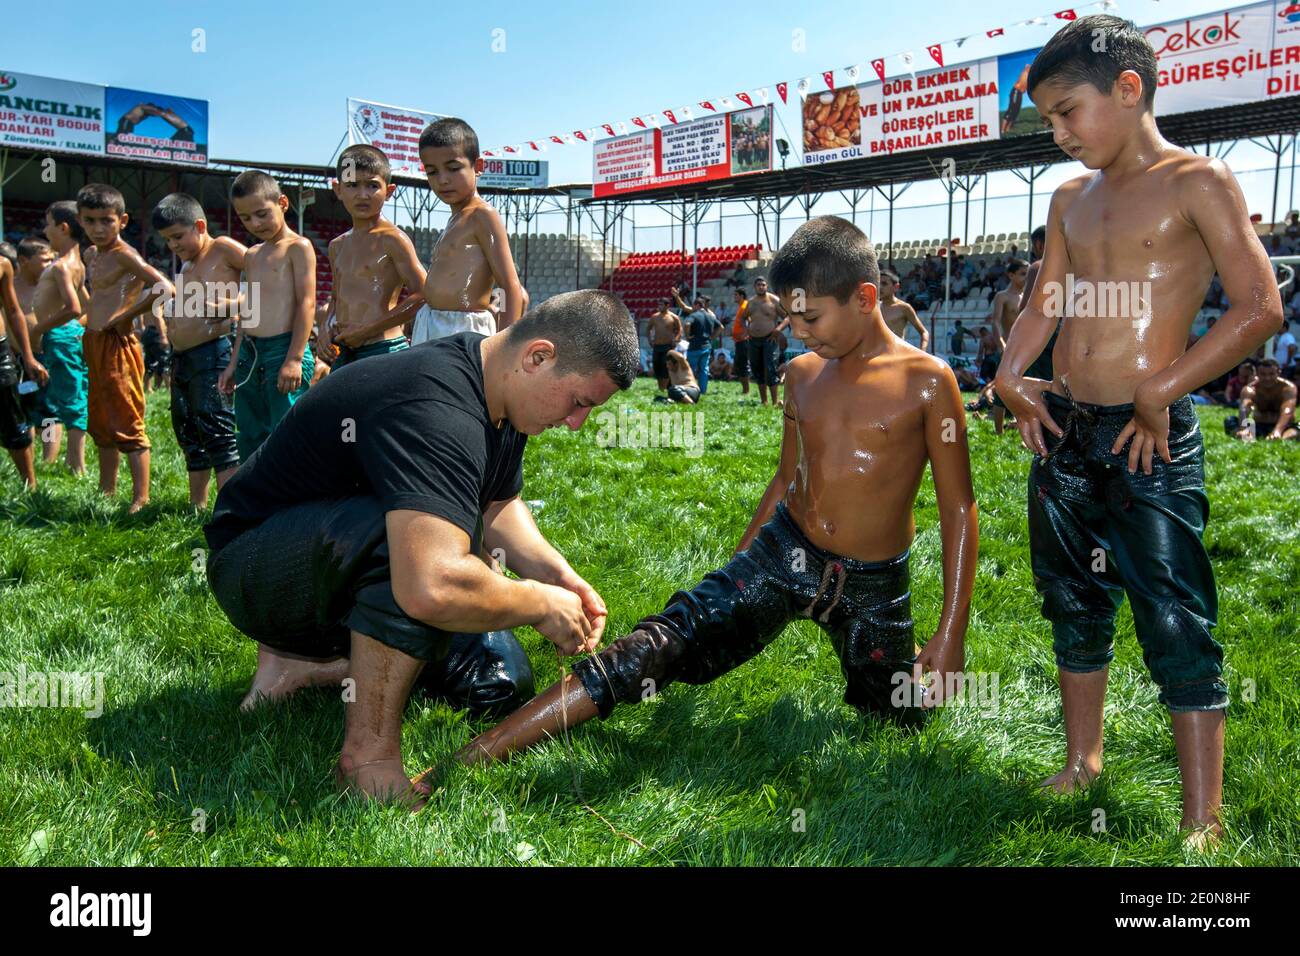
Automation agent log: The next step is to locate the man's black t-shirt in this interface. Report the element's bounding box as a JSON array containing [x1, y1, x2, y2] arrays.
[[204, 333, 527, 552]]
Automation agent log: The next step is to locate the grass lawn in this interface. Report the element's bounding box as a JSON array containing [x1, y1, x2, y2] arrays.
[[1, 377, 1297, 866]]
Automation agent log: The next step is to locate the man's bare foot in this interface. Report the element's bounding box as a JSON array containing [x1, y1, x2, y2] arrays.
[[126, 498, 149, 514], [1039, 760, 1102, 794], [240, 649, 350, 711], [335, 755, 427, 810]]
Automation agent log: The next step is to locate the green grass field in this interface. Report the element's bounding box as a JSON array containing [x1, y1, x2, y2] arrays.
[[1, 378, 1297, 866]]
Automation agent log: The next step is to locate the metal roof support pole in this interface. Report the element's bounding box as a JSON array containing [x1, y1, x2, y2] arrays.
[[1290, 131, 1297, 217], [1009, 163, 1050, 238], [1249, 133, 1289, 227]]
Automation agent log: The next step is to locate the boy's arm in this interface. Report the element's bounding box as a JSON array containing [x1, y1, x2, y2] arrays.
[[774, 296, 791, 333], [477, 208, 525, 329], [995, 186, 1073, 456], [906, 304, 929, 351], [1112, 162, 1284, 472], [0, 261, 45, 383], [1268, 383, 1297, 439], [276, 239, 316, 394], [1128, 161, 1284, 436], [917, 364, 978, 705], [106, 252, 174, 332], [734, 364, 801, 554], [210, 237, 249, 318]]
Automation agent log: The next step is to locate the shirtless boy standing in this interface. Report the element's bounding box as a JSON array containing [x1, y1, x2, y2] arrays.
[[0, 243, 46, 488], [12, 238, 57, 460], [152, 193, 247, 507], [322, 145, 428, 366], [1231, 358, 1296, 441], [409, 118, 526, 343], [646, 298, 682, 392], [218, 170, 316, 460], [746, 276, 791, 406], [29, 204, 91, 474], [78, 183, 172, 511], [880, 270, 929, 351], [995, 15, 1285, 844], [453, 216, 978, 770], [987, 258, 1028, 434]]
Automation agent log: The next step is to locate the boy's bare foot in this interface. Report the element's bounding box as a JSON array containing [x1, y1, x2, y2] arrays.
[[1039, 760, 1102, 794], [240, 646, 350, 711], [126, 498, 149, 514], [334, 755, 428, 810], [1182, 824, 1221, 851]]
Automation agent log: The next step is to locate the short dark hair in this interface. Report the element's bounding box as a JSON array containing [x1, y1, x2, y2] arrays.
[[0, 242, 15, 266], [1008, 257, 1029, 274], [231, 170, 282, 203], [504, 290, 640, 389], [76, 183, 126, 215], [337, 144, 391, 185], [1028, 14, 1158, 110], [1031, 226, 1046, 246], [880, 269, 900, 283], [1258, 357, 1281, 370], [47, 201, 87, 243], [418, 117, 480, 164], [768, 215, 879, 305], [16, 237, 49, 260], [151, 192, 206, 231]]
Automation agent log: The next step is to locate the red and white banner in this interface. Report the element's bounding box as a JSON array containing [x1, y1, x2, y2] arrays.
[[593, 105, 772, 198]]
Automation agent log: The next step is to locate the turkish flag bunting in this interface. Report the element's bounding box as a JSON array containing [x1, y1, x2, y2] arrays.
[[632, 117, 646, 128], [1055, 9, 1077, 20], [927, 44, 944, 67], [776, 82, 788, 104], [701, 101, 715, 111], [663, 109, 677, 123], [737, 92, 753, 107], [602, 124, 615, 136], [986, 27, 1004, 37], [550, 135, 564, 144], [871, 58, 886, 81], [573, 130, 587, 141], [822, 70, 834, 89]]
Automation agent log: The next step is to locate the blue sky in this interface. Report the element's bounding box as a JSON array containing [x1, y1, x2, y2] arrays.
[[4, 0, 1293, 241]]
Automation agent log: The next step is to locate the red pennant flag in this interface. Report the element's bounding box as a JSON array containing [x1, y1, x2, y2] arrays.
[[737, 92, 753, 107], [1055, 9, 1077, 20], [504, 145, 516, 153], [550, 135, 564, 144], [701, 100, 716, 111], [602, 124, 615, 136], [986, 27, 1004, 37], [871, 58, 886, 81], [822, 70, 835, 89], [573, 130, 587, 141], [663, 109, 677, 124], [483, 151, 494, 157], [529, 141, 539, 151], [927, 44, 944, 67], [776, 81, 788, 104], [632, 117, 646, 128]]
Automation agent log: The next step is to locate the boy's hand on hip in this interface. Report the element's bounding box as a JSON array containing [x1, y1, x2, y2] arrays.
[[1113, 389, 1171, 475], [277, 358, 303, 394]]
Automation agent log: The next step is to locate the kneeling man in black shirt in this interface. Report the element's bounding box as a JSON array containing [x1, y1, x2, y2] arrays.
[[204, 290, 639, 806]]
